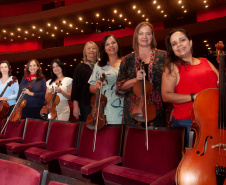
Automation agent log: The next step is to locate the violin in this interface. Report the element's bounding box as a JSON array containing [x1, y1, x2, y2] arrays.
[[176, 41, 226, 185], [0, 76, 17, 119], [86, 73, 107, 151], [40, 80, 62, 120], [1, 85, 32, 134], [132, 61, 156, 150]]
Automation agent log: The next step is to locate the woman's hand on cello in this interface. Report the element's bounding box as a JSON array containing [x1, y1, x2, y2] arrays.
[[46, 87, 54, 94], [55, 86, 62, 93], [0, 97, 8, 101], [23, 88, 34, 96], [136, 70, 145, 81], [95, 80, 105, 90]]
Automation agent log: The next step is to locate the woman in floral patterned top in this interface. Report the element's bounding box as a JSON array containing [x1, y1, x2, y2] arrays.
[[89, 34, 124, 124], [116, 22, 166, 127]]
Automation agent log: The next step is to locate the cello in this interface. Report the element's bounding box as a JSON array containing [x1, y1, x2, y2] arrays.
[[40, 80, 62, 120], [132, 61, 156, 150], [1, 85, 32, 134], [86, 73, 107, 151], [176, 41, 226, 185], [0, 76, 17, 119]]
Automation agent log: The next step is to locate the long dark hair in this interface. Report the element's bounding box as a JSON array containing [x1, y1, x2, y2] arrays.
[[164, 28, 192, 74], [0, 60, 12, 78], [98, 34, 122, 67], [23, 59, 44, 80], [49, 58, 66, 85]]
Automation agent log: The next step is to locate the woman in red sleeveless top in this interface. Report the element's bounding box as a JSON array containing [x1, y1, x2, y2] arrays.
[[161, 29, 219, 147]]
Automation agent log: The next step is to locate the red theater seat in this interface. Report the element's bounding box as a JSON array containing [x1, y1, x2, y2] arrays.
[[5, 118, 49, 156], [24, 121, 79, 164], [102, 125, 185, 185], [0, 153, 47, 185], [58, 123, 124, 184], [0, 119, 25, 152]]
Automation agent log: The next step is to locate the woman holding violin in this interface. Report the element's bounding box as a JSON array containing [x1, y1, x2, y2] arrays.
[[88, 34, 124, 124], [18, 59, 46, 119], [161, 28, 219, 147], [0, 60, 19, 117], [45, 58, 72, 121], [116, 22, 166, 126], [71, 41, 100, 122]]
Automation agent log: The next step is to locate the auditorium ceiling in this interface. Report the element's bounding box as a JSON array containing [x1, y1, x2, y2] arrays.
[[0, 0, 225, 78]]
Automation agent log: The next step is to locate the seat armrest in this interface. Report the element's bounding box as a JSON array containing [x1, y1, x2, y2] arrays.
[[6, 141, 46, 153], [81, 156, 122, 175], [41, 148, 78, 163], [0, 137, 22, 145], [150, 168, 176, 185]]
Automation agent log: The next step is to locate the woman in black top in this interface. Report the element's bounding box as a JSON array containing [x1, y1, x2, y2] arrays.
[[71, 41, 100, 122]]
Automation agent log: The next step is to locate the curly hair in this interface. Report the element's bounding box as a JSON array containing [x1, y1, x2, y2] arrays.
[[98, 34, 122, 67], [164, 28, 192, 74]]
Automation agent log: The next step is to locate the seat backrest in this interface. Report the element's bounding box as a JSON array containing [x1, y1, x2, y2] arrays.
[[122, 125, 184, 175], [3, 119, 26, 139], [78, 124, 124, 160], [0, 158, 42, 185], [46, 121, 80, 151], [23, 118, 49, 144]]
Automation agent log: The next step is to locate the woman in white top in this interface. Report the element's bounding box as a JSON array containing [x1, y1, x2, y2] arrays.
[[45, 58, 72, 121]]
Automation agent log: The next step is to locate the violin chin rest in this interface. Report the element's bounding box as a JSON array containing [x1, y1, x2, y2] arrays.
[[132, 113, 145, 122], [40, 113, 48, 120]]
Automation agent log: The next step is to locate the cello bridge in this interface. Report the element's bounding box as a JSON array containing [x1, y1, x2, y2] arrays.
[[212, 143, 226, 150]]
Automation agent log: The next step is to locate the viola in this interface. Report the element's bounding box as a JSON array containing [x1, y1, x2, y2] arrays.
[[132, 61, 156, 150], [86, 73, 107, 151], [40, 80, 62, 120], [0, 76, 17, 119], [1, 85, 32, 134], [176, 41, 226, 185]]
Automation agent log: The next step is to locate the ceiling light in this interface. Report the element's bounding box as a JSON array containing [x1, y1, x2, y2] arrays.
[[102, 18, 105, 21], [178, 1, 182, 4], [205, 5, 208, 8], [96, 13, 99, 17], [81, 30, 84, 32], [25, 31, 28, 34], [208, 47, 211, 50], [62, 20, 66, 24], [11, 39, 13, 41], [128, 22, 131, 24], [161, 10, 164, 13], [146, 18, 149, 21], [46, 32, 49, 34], [2, 30, 7, 33], [184, 10, 187, 13], [10, 32, 14, 36], [79, 17, 83, 21], [114, 10, 117, 14], [204, 40, 207, 42], [38, 36, 41, 38], [47, 23, 51, 27], [119, 14, 123, 18], [86, 22, 88, 24], [39, 29, 43, 32], [32, 34, 35, 36], [164, 14, 167, 17], [204, 1, 207, 3], [181, 6, 184, 8], [18, 35, 20, 38], [17, 28, 21, 31], [142, 14, 145, 17], [133, 5, 136, 9], [4, 37, 6, 39], [61, 30, 63, 32], [124, 18, 127, 21], [24, 38, 27, 40], [76, 27, 78, 30], [66, 32, 69, 35], [157, 5, 160, 9], [206, 44, 209, 46], [69, 24, 73, 27], [137, 10, 141, 14], [54, 26, 58, 30], [51, 34, 55, 37], [153, 1, 157, 4], [112, 19, 115, 22]]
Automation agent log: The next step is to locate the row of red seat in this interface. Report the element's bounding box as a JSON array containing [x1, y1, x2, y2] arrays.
[[0, 118, 185, 185]]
